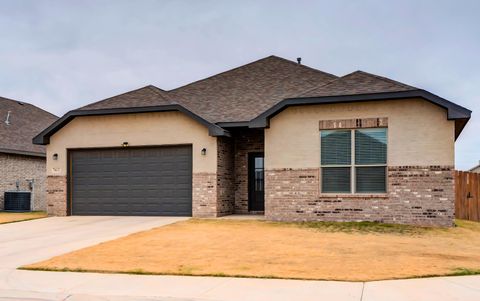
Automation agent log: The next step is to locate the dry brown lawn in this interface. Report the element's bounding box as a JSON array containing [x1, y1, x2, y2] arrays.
[[0, 211, 47, 224], [23, 219, 480, 281]]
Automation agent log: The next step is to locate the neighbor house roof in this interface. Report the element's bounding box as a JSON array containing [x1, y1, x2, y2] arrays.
[[33, 55, 472, 144], [469, 162, 480, 172], [0, 96, 57, 156]]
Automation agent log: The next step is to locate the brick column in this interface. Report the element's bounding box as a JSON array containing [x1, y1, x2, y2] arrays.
[[46, 176, 67, 216]]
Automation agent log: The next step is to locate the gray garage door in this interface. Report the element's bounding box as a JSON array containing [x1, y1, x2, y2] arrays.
[[70, 145, 192, 216]]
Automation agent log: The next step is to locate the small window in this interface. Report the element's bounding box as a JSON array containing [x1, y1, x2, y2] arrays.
[[320, 128, 387, 193], [321, 130, 352, 193]]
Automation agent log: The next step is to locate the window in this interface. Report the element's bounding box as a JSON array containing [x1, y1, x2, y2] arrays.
[[321, 128, 387, 193]]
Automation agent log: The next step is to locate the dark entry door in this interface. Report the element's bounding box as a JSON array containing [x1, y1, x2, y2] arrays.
[[69, 145, 192, 216], [248, 152, 265, 211]]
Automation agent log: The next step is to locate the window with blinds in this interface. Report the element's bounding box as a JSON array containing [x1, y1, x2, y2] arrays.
[[320, 128, 387, 193]]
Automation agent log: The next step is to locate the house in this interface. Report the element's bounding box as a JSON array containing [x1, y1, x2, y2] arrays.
[[33, 56, 471, 226], [1, 96, 57, 211], [469, 162, 480, 173]]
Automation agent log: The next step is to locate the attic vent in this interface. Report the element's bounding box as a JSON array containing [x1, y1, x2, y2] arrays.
[[297, 57, 302, 64], [4, 111, 11, 125]]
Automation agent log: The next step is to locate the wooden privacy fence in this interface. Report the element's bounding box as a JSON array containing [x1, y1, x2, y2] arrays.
[[455, 171, 480, 222]]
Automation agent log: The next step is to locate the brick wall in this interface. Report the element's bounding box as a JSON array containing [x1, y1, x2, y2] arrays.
[[233, 129, 264, 213], [265, 166, 454, 227], [0, 153, 47, 211], [46, 175, 67, 216], [217, 137, 235, 216], [192, 173, 217, 217]]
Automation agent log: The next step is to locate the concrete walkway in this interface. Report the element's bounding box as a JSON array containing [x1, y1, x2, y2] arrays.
[[0, 270, 479, 301], [0, 216, 479, 301]]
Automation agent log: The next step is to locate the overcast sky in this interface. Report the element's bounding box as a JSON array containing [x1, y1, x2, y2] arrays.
[[0, 0, 478, 169]]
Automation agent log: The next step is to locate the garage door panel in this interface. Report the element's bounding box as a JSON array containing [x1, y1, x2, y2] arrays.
[[70, 145, 192, 216]]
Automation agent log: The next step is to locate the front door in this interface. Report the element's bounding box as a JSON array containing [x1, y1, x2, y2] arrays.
[[248, 152, 265, 211]]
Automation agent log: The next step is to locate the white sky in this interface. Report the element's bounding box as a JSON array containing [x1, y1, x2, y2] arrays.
[[0, 0, 478, 169]]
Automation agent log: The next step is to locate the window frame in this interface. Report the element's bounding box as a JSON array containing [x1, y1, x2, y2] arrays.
[[320, 127, 388, 195]]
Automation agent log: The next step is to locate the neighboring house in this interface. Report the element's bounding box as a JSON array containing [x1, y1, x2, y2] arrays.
[[33, 56, 471, 227], [469, 162, 480, 173], [1, 96, 57, 211]]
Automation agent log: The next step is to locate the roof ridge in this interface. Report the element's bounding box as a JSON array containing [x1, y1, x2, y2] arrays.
[[297, 70, 418, 98], [168, 55, 337, 93], [297, 75, 345, 97], [146, 85, 173, 103], [269, 55, 338, 79], [77, 85, 161, 110], [351, 70, 417, 89]]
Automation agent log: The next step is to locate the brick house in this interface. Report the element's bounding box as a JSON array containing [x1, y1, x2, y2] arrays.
[[1, 96, 57, 211], [33, 56, 471, 226]]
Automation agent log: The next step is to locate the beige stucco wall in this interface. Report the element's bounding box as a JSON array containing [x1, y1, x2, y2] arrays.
[[265, 98, 455, 169], [46, 111, 217, 176]]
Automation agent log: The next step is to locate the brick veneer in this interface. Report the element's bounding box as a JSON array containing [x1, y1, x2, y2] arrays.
[[265, 166, 454, 227], [192, 173, 217, 217], [217, 137, 235, 216], [46, 175, 67, 216], [0, 153, 47, 211], [233, 129, 264, 213]]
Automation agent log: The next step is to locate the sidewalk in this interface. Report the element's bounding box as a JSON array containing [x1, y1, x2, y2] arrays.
[[0, 269, 479, 301]]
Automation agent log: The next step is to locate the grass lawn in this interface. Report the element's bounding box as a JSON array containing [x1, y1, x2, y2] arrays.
[[0, 211, 47, 224], [22, 219, 480, 281]]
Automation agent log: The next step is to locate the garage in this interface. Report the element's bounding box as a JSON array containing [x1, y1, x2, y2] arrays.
[[69, 145, 192, 216]]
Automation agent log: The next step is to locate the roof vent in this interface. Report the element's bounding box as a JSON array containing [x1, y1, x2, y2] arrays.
[[4, 111, 11, 125], [297, 57, 302, 64]]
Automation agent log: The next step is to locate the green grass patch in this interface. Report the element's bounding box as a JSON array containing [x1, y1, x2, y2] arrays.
[[297, 220, 431, 235], [192, 218, 436, 235], [449, 268, 480, 276], [19, 265, 480, 282]]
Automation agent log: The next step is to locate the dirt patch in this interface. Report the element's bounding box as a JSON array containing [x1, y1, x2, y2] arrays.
[[0, 211, 47, 224], [23, 219, 480, 281]]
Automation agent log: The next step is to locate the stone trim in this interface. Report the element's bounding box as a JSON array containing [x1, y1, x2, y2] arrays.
[[319, 117, 388, 130]]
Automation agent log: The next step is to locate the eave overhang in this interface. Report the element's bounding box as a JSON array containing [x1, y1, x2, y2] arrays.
[[248, 89, 471, 140], [0, 148, 46, 157], [33, 104, 230, 145]]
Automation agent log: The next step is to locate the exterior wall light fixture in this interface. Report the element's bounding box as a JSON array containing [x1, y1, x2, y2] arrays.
[[122, 142, 129, 147], [201, 148, 207, 156], [52, 153, 58, 160]]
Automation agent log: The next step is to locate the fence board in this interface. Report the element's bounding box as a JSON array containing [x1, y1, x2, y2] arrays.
[[455, 171, 480, 222]]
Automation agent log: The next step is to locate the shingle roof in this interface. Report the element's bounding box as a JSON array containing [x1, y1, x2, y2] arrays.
[[77, 56, 338, 123], [168, 56, 338, 122], [0, 96, 57, 155], [34, 55, 471, 144], [300, 70, 417, 98], [73, 57, 425, 123], [80, 85, 173, 110]]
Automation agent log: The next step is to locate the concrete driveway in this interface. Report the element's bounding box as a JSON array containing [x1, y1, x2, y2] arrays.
[[0, 216, 479, 301], [0, 216, 187, 269]]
